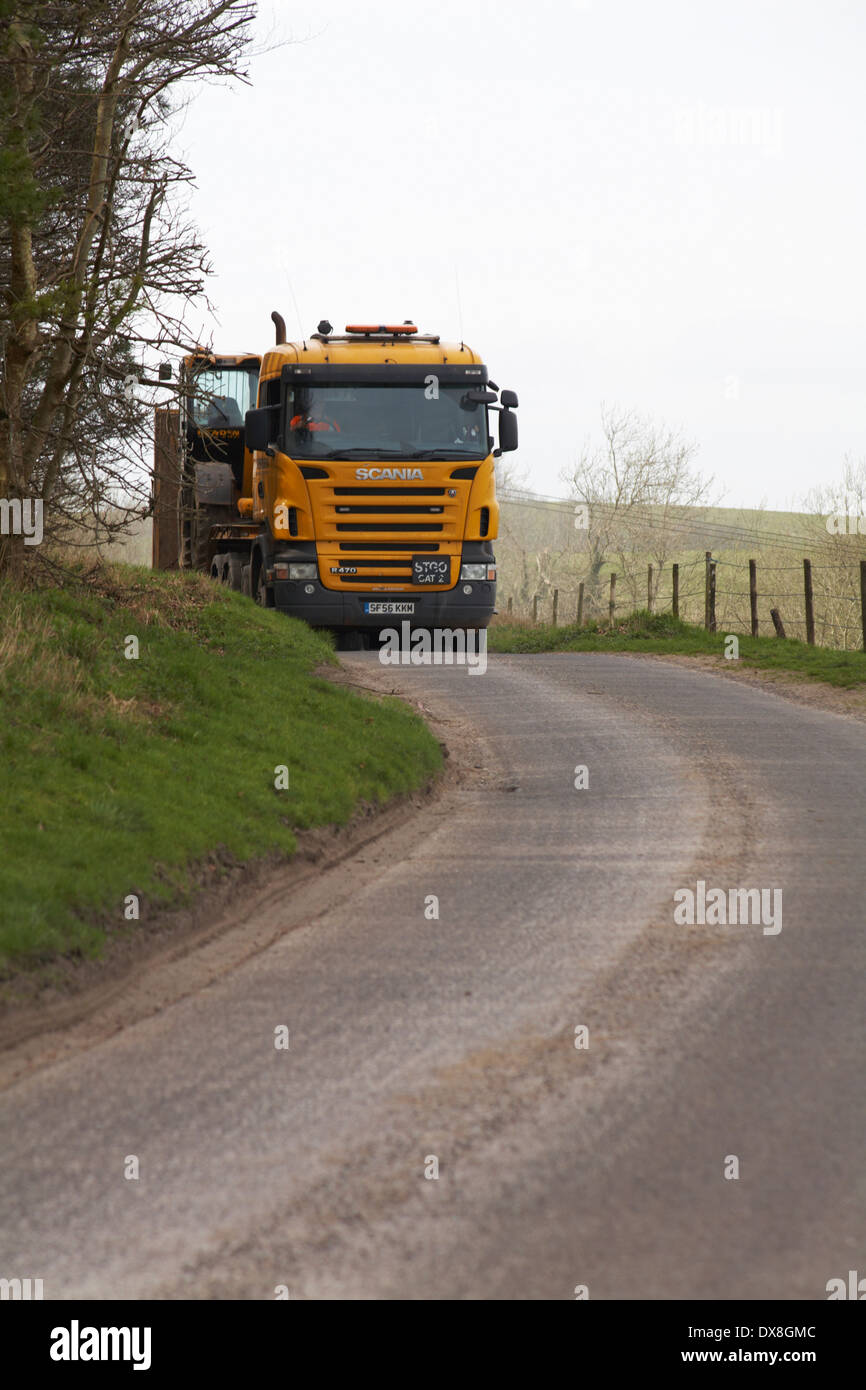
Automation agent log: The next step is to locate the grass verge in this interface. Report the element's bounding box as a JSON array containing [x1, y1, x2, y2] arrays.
[[487, 610, 866, 687], [0, 567, 442, 968]]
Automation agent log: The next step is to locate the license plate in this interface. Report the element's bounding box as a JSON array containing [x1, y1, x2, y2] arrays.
[[412, 555, 450, 585], [363, 601, 415, 615]]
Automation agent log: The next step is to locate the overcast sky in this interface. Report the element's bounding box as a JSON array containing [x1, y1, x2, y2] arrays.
[[168, 0, 866, 510]]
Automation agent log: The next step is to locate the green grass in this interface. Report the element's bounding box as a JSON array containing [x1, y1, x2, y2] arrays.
[[0, 568, 442, 967], [488, 609, 866, 687]]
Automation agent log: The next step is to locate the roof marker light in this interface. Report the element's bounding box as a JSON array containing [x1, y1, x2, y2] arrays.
[[345, 323, 418, 335]]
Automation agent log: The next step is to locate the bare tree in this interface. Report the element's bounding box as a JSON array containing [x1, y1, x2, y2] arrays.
[[801, 454, 866, 538], [0, 0, 258, 576], [562, 403, 714, 611]]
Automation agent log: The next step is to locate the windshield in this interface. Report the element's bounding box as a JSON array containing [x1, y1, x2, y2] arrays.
[[285, 384, 489, 460], [190, 366, 258, 429]]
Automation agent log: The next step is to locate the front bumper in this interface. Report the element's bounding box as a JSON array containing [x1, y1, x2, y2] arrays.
[[271, 577, 496, 628]]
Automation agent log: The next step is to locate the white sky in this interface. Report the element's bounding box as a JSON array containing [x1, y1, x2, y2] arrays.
[[168, 0, 866, 510]]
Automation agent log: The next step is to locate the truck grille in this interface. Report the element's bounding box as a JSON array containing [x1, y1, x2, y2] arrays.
[[309, 478, 469, 591]]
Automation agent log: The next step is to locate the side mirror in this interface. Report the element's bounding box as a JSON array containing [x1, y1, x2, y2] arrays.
[[463, 388, 498, 404], [245, 406, 278, 452], [498, 409, 518, 453], [500, 388, 518, 409], [158, 362, 172, 381]]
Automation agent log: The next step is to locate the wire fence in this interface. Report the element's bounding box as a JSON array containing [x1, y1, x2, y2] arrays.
[[493, 488, 866, 650], [499, 552, 866, 653]]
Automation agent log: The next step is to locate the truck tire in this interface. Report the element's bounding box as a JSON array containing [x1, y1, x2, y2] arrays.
[[210, 552, 226, 582], [241, 564, 252, 597], [254, 564, 274, 608], [226, 553, 244, 591], [179, 499, 225, 572]]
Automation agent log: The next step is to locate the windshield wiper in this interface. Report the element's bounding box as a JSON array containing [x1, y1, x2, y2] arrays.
[[309, 446, 486, 461], [315, 447, 411, 460], [408, 449, 485, 461]]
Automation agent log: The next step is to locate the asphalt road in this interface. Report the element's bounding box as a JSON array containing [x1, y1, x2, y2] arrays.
[[1, 654, 863, 1299]]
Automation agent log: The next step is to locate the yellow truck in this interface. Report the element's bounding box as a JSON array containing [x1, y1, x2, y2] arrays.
[[155, 314, 518, 643]]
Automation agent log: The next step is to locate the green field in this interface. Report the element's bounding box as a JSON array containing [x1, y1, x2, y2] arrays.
[[0, 568, 442, 967], [488, 609, 866, 687]]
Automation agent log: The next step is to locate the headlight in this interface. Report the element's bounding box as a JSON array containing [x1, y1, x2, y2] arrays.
[[460, 563, 489, 580], [288, 563, 317, 580]]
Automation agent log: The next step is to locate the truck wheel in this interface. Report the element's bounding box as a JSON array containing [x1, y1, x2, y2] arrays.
[[254, 564, 274, 608], [210, 553, 224, 582], [226, 553, 244, 591], [179, 499, 225, 572], [241, 564, 252, 597]]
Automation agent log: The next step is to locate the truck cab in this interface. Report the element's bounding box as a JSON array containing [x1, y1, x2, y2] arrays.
[[243, 317, 518, 633]]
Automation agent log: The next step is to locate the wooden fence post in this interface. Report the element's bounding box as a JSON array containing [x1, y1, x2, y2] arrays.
[[552, 588, 559, 627], [609, 572, 617, 624], [532, 594, 538, 624], [860, 560, 866, 652], [647, 564, 653, 613], [770, 607, 787, 638], [672, 563, 679, 618], [704, 552, 712, 629], [577, 581, 584, 627], [803, 558, 815, 645], [749, 559, 758, 637], [707, 557, 716, 632], [507, 595, 513, 616]]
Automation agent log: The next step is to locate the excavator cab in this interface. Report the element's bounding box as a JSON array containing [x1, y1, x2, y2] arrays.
[[184, 357, 259, 488], [176, 353, 260, 568]]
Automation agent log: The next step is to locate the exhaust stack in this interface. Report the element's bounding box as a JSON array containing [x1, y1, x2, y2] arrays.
[[271, 310, 286, 345]]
